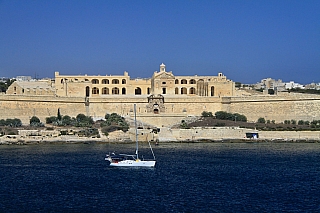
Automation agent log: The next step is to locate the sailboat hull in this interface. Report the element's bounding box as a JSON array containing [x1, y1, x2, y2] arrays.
[[106, 158, 156, 167]]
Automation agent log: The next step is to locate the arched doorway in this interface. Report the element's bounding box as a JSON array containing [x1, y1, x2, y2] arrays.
[[85, 86, 90, 97], [211, 86, 214, 96]]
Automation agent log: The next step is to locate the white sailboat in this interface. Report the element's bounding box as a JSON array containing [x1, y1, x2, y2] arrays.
[[105, 104, 156, 167]]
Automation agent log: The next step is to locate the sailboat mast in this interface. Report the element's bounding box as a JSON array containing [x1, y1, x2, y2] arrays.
[[134, 104, 138, 159]]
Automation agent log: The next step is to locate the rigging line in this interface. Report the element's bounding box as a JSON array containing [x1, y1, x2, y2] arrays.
[[148, 140, 156, 160]]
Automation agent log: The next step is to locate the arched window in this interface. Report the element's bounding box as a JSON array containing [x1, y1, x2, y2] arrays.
[[135, 87, 142, 95], [147, 87, 151, 94], [189, 79, 196, 84], [189, 87, 196, 94], [211, 86, 215, 96], [122, 79, 126, 84], [102, 87, 109, 94], [122, 88, 126, 95], [175, 87, 179, 94], [181, 87, 187, 94], [175, 79, 179, 84], [61, 79, 64, 84], [112, 79, 119, 84], [92, 79, 99, 84], [112, 87, 119, 94], [92, 87, 99, 94], [102, 79, 109, 84], [181, 79, 187, 84]]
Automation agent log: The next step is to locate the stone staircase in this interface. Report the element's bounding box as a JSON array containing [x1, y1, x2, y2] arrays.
[[124, 116, 156, 129], [169, 115, 200, 128]]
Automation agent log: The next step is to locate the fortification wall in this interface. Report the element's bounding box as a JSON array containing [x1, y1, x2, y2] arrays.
[[222, 94, 320, 123], [0, 95, 86, 124], [1, 94, 320, 127]]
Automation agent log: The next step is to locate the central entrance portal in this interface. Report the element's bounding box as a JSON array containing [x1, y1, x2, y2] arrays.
[[147, 94, 165, 114]]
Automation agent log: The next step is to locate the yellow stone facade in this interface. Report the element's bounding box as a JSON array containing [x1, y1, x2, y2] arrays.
[[6, 80, 55, 96], [52, 63, 234, 98]]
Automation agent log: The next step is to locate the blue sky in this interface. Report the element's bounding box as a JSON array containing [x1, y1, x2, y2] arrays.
[[0, 0, 319, 84]]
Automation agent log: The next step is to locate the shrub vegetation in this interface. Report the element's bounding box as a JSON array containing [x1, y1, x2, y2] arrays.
[[214, 111, 247, 122], [101, 113, 129, 135]]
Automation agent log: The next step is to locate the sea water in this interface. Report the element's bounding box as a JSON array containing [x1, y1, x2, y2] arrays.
[[0, 142, 320, 212]]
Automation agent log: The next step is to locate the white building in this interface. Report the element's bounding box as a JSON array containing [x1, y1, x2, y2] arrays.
[[16, 76, 32, 81], [285, 81, 304, 89]]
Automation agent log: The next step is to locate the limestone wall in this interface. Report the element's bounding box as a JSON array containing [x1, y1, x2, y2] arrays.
[[1, 93, 320, 127], [0, 95, 86, 124], [169, 127, 248, 141], [156, 127, 320, 141], [222, 94, 320, 123]]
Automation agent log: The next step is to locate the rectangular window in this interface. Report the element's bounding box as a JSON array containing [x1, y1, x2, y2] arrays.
[[162, 88, 166, 94]]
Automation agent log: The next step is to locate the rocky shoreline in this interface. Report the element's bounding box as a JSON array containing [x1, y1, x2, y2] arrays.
[[1, 137, 319, 145], [1, 127, 320, 145]]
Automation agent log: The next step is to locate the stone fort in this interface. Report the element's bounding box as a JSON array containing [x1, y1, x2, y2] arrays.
[[1, 63, 320, 127]]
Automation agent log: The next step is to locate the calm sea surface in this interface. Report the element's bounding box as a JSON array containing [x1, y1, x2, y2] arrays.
[[0, 142, 320, 212]]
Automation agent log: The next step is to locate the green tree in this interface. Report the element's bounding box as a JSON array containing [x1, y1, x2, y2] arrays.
[[0, 78, 15, 92], [284, 120, 290, 124], [30, 116, 43, 127], [3, 118, 22, 127], [105, 113, 110, 120], [75, 114, 93, 127], [62, 115, 72, 125], [12, 118, 22, 127], [57, 108, 62, 121], [233, 113, 247, 122], [103, 112, 129, 132], [76, 114, 87, 122], [257, 117, 266, 124], [201, 111, 213, 117], [180, 120, 188, 129], [215, 111, 247, 122], [0, 82, 6, 93], [215, 111, 229, 120], [0, 119, 6, 126], [30, 116, 40, 124], [46, 116, 57, 124]]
